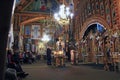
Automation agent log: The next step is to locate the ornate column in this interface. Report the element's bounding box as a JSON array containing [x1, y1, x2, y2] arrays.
[[19, 25, 24, 52], [115, 0, 120, 29]]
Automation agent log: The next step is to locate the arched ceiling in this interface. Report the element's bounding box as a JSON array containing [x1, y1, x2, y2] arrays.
[[15, 0, 59, 13], [15, 0, 61, 25], [15, 0, 73, 25], [15, 0, 72, 15], [14, 0, 72, 35]]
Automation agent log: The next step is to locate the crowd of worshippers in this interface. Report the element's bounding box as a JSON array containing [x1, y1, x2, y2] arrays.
[[10, 50, 40, 64], [5, 50, 35, 80], [19, 51, 38, 64], [5, 49, 51, 80]]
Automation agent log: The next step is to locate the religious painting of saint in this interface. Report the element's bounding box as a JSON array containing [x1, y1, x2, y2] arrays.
[[31, 25, 40, 39]]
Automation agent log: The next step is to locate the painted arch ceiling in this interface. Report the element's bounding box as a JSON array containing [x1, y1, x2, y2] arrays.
[[15, 0, 59, 25], [15, 0, 69, 36], [15, 0, 58, 13]]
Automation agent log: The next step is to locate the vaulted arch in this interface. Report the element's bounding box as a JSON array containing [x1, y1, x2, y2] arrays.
[[80, 15, 110, 40], [20, 16, 50, 25]]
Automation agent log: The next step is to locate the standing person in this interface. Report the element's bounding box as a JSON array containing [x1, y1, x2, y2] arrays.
[[70, 49, 75, 65], [46, 46, 52, 65]]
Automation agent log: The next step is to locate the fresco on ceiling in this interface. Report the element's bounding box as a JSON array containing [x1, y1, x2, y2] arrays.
[[24, 0, 58, 13]]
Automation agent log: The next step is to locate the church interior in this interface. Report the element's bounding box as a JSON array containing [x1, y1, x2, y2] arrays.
[[0, 0, 120, 80]]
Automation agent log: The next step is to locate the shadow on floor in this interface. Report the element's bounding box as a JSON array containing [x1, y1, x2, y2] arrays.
[[79, 63, 104, 70]]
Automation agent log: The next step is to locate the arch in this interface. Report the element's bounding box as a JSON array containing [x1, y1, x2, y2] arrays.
[[79, 15, 110, 40], [20, 16, 50, 26]]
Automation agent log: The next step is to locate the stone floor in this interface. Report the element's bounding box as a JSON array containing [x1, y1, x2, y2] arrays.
[[22, 61, 120, 80]]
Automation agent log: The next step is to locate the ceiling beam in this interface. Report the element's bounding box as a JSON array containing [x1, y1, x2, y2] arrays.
[[20, 16, 50, 25], [21, 0, 34, 11], [15, 12, 50, 17]]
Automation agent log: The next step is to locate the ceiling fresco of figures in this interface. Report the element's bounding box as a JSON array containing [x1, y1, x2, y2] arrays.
[[15, 0, 60, 26], [14, 0, 68, 39], [15, 0, 74, 13], [16, 0, 58, 13]]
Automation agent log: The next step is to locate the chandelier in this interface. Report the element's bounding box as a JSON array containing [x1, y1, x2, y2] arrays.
[[54, 0, 74, 25]]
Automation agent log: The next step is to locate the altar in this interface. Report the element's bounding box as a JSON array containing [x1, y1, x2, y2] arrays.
[[52, 37, 66, 67], [53, 50, 66, 67]]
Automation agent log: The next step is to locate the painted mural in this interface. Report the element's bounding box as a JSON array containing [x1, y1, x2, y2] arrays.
[[31, 25, 41, 39], [24, 0, 58, 13]]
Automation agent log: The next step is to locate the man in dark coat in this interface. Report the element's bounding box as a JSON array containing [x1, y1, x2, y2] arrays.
[[46, 47, 52, 65]]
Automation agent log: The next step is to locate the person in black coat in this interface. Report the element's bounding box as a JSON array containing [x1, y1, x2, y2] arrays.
[[46, 47, 52, 65]]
